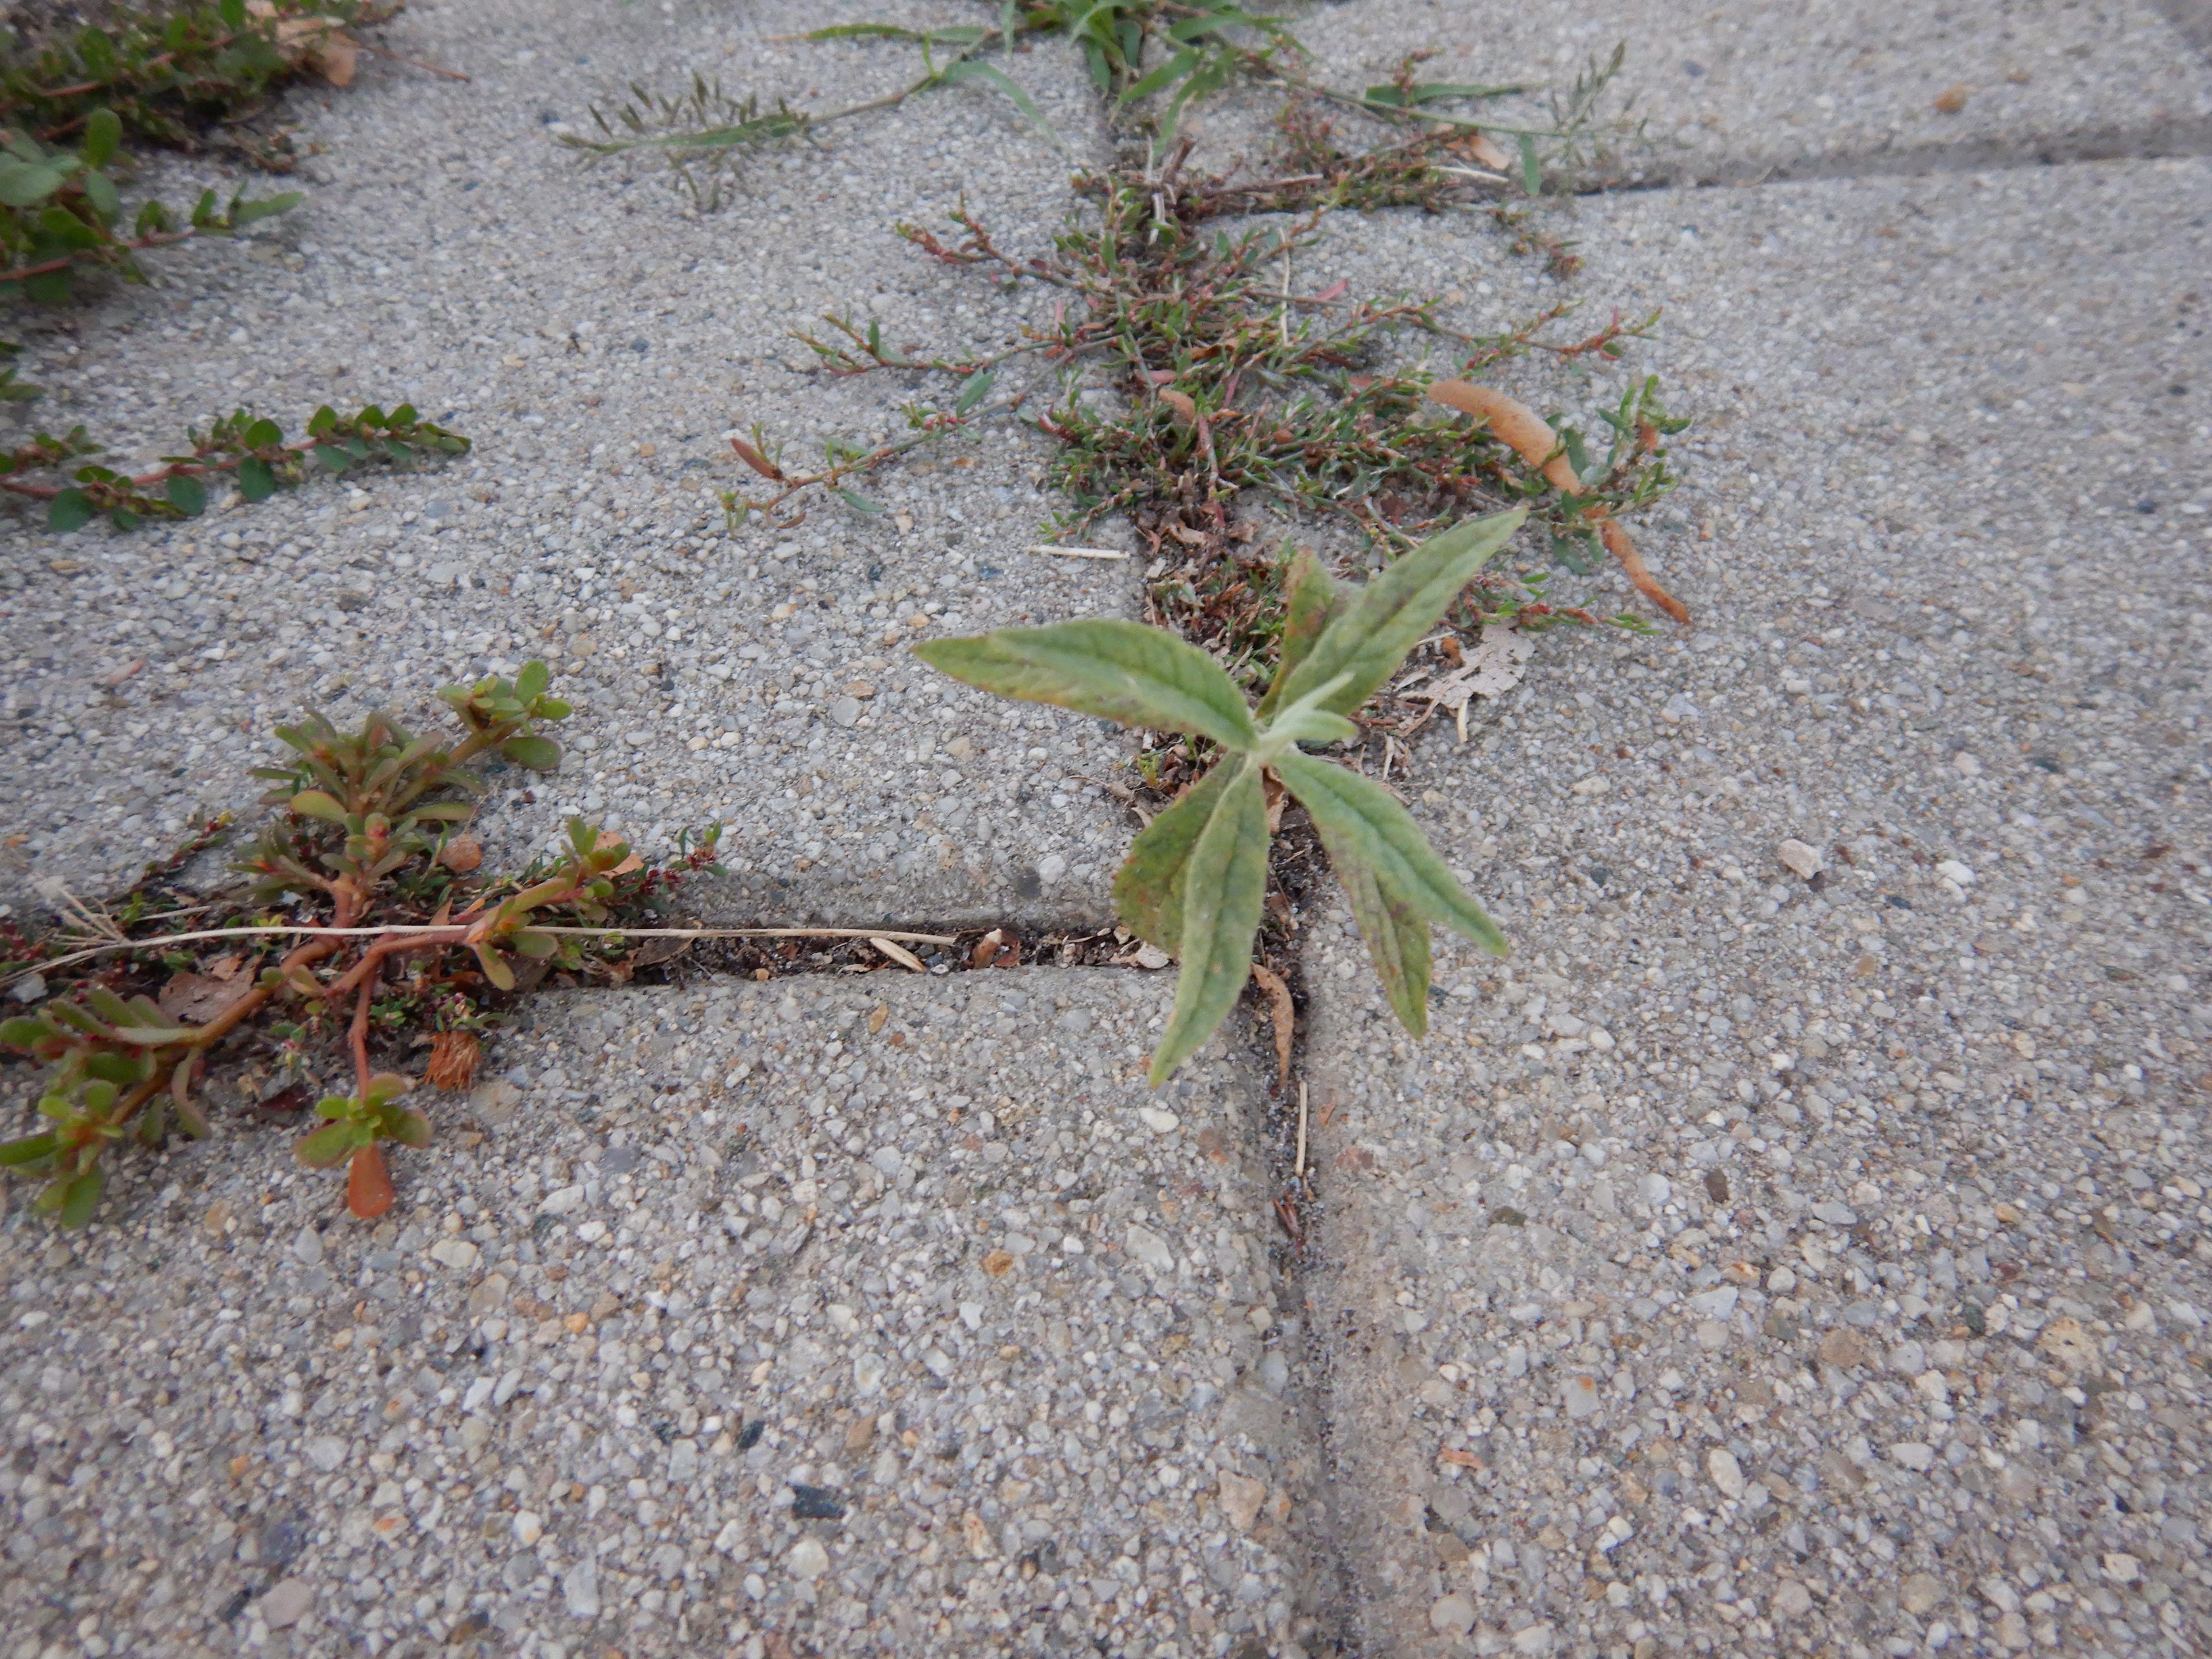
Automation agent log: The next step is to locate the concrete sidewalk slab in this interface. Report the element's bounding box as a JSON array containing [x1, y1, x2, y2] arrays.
[[1290, 157, 2212, 1656], [0, 969, 1335, 1658], [0, 0, 1133, 927], [1202, 0, 2212, 183]]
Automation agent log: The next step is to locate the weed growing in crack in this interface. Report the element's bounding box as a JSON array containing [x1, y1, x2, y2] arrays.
[[733, 137, 1686, 687], [1, 1, 458, 528], [1, 400, 469, 531], [0, 661, 728, 1228], [920, 512, 1523, 1080], [0, 0, 382, 165], [572, 8, 1634, 200]]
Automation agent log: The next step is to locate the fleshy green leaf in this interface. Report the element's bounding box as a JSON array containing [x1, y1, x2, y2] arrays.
[[57, 1166, 103, 1227], [392, 1108, 433, 1149], [472, 941, 516, 992], [1111, 762, 1231, 952], [953, 367, 997, 415], [499, 734, 560, 771], [0, 1130, 58, 1167], [834, 486, 885, 515], [1270, 509, 1523, 718], [165, 473, 206, 516], [1148, 758, 1267, 1085], [83, 108, 123, 169], [0, 161, 64, 208], [289, 789, 346, 821], [511, 929, 557, 959], [1255, 545, 1341, 721], [296, 1120, 356, 1167], [48, 488, 93, 532], [916, 619, 1257, 751], [514, 660, 550, 702], [1274, 751, 1506, 957], [236, 456, 276, 503]]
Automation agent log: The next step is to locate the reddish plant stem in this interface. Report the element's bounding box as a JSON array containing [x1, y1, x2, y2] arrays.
[[0, 226, 211, 292], [348, 976, 375, 1097]]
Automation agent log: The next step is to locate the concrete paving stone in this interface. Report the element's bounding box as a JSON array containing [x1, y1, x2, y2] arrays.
[[1290, 158, 2211, 1655], [0, 0, 1136, 927], [0, 969, 1338, 1658], [1184, 0, 2212, 184]]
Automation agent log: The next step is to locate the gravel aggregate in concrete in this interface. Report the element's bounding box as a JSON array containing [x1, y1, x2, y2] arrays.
[[1182, 0, 2212, 184], [0, 0, 1133, 926], [0, 970, 1334, 1658], [1291, 156, 2212, 1655]]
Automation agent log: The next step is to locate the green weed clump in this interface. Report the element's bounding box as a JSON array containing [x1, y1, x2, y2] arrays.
[[0, 0, 380, 164], [921, 513, 1522, 1080], [0, 661, 727, 1228], [1, 1, 461, 527], [1, 400, 469, 531]]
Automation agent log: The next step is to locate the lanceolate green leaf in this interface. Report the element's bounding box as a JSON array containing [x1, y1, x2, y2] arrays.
[[1271, 508, 1524, 717], [1327, 842, 1432, 1034], [1254, 545, 1340, 721], [1112, 762, 1232, 951], [1150, 759, 1268, 1085], [1274, 750, 1506, 957], [916, 619, 1257, 750]]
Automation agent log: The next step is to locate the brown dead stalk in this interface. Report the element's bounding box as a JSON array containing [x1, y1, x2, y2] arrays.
[[1426, 380, 1689, 625]]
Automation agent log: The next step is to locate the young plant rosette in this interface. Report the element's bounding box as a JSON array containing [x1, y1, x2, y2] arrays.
[[915, 508, 1522, 1082]]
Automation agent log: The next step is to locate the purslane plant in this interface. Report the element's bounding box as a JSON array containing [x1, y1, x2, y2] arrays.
[[918, 508, 1521, 1082]]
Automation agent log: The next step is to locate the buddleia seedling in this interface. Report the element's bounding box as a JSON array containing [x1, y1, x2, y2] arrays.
[[296, 1072, 431, 1219], [917, 508, 1523, 1082]]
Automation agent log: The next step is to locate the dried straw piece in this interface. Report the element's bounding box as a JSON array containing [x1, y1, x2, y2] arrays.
[[1426, 380, 1690, 625]]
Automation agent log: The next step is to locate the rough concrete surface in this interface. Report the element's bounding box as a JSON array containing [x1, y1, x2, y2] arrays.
[[1267, 0, 2212, 181], [1294, 157, 2212, 1655], [0, 972, 1333, 1657], [5, 3, 2212, 1659], [0, 0, 1134, 927]]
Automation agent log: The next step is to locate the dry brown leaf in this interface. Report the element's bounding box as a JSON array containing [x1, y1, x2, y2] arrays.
[[868, 937, 926, 972], [309, 30, 357, 85], [437, 833, 483, 874], [981, 1249, 1014, 1277], [866, 1002, 890, 1035], [1261, 769, 1287, 834], [1410, 625, 1534, 740], [1158, 388, 1198, 425], [1249, 963, 1294, 1088], [204, 952, 245, 982], [1440, 1446, 1487, 1470], [425, 1029, 481, 1091], [1933, 82, 1970, 114], [1462, 131, 1512, 171], [157, 970, 257, 1025], [1426, 379, 1690, 625]]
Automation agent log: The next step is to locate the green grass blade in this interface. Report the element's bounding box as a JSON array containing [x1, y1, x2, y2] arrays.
[[915, 619, 1257, 750], [1149, 759, 1267, 1084], [939, 60, 1061, 145]]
